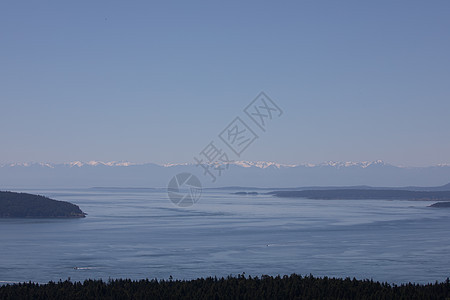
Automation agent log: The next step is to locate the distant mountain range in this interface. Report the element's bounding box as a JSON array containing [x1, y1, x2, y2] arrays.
[[1, 160, 450, 189]]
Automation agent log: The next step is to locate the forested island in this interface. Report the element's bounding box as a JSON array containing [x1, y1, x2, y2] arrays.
[[271, 189, 450, 201], [0, 275, 448, 299], [0, 191, 86, 218]]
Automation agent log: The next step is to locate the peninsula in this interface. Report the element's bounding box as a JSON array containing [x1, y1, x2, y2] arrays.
[[0, 191, 86, 218]]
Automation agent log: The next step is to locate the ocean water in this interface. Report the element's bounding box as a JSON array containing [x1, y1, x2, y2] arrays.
[[1, 188, 449, 284]]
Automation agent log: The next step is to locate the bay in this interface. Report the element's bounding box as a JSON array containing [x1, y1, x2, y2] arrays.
[[0, 188, 449, 284]]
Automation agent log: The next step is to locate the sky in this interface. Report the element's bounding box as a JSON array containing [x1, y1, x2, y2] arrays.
[[1, 1, 450, 167]]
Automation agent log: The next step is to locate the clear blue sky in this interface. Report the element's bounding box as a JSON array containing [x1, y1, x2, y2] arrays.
[[1, 1, 450, 167]]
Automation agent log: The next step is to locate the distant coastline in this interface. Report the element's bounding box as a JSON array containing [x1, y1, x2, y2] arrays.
[[271, 189, 450, 202]]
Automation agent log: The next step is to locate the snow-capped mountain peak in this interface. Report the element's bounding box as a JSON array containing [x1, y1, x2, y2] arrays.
[[1, 159, 450, 188], [317, 160, 386, 168], [0, 160, 390, 169], [230, 161, 297, 169]]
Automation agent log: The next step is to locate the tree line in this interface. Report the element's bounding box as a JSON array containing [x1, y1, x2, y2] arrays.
[[1, 274, 449, 299]]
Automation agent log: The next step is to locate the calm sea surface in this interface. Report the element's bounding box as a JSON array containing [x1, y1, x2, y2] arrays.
[[1, 188, 449, 284]]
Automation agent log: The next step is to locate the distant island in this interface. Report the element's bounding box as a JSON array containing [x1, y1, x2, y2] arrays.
[[0, 191, 86, 218], [271, 189, 450, 201], [232, 191, 259, 195], [429, 201, 450, 208]]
